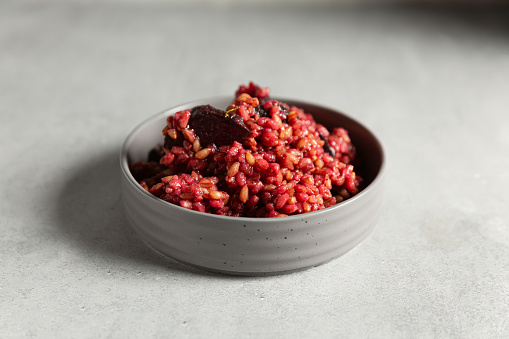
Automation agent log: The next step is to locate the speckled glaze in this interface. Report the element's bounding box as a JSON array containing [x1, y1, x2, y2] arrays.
[[120, 97, 385, 275]]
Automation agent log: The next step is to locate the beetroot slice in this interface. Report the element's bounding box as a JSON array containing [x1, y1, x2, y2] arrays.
[[188, 105, 251, 147]]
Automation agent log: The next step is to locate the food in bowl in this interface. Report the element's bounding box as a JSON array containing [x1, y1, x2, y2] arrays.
[[121, 92, 385, 274], [130, 82, 362, 218]]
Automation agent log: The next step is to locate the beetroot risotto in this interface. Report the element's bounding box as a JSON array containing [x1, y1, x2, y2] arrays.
[[130, 82, 362, 218]]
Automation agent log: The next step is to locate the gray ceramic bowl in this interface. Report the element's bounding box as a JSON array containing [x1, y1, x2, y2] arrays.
[[120, 97, 385, 275]]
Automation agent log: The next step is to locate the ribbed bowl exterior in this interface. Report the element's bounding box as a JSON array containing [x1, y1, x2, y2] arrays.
[[120, 97, 385, 275]]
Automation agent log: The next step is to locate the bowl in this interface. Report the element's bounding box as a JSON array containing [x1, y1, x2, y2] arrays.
[[120, 96, 385, 276]]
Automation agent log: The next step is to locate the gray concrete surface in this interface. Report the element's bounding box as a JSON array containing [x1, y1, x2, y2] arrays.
[[1, 1, 508, 338]]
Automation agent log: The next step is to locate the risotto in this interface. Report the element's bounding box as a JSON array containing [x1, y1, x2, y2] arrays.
[[130, 82, 362, 217]]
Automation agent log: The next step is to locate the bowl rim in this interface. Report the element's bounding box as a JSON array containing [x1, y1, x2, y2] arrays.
[[120, 96, 385, 222]]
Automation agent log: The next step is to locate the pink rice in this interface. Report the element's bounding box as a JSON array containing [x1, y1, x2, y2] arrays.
[[131, 82, 361, 218]]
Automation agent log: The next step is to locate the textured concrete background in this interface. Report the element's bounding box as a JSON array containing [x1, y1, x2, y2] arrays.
[[1, 1, 508, 338]]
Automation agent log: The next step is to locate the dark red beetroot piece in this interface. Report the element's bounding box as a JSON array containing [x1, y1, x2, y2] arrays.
[[188, 105, 251, 147]]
